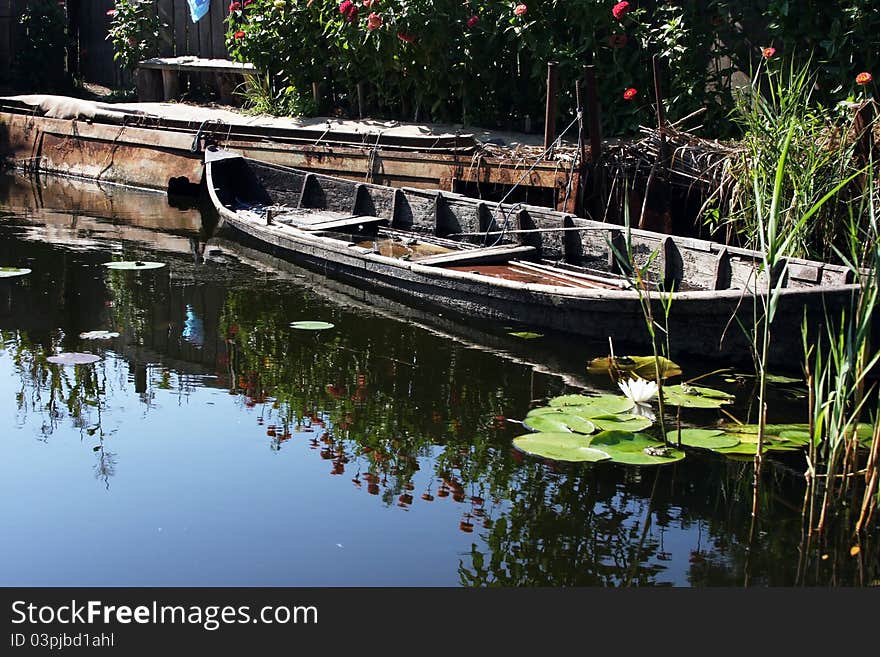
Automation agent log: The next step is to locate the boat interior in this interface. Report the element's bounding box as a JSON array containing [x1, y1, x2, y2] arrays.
[[209, 152, 854, 294]]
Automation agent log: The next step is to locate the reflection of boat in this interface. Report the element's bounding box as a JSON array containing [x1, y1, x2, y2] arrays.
[[204, 236, 599, 390], [205, 148, 860, 364]]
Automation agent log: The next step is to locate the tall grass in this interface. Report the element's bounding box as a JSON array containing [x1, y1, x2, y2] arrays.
[[731, 61, 880, 555], [715, 59, 863, 261]]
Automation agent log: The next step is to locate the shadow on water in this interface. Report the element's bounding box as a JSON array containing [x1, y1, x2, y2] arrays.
[[0, 170, 876, 586]]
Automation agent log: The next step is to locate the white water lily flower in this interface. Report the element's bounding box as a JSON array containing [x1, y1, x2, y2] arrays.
[[618, 376, 659, 404]]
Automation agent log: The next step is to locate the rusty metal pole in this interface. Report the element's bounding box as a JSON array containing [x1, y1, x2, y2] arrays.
[[543, 61, 559, 154]]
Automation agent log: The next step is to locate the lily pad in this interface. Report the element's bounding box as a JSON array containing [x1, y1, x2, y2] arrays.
[[290, 321, 335, 330], [548, 394, 635, 415], [508, 331, 543, 339], [513, 432, 611, 463], [712, 441, 803, 457], [47, 352, 101, 366], [663, 384, 735, 408], [589, 413, 654, 432], [589, 430, 686, 466], [103, 260, 166, 270], [0, 267, 31, 278], [665, 428, 739, 449], [79, 330, 120, 340], [523, 412, 596, 435], [586, 355, 682, 379]]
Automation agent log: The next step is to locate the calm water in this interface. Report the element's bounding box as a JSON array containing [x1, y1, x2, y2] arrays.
[[0, 171, 874, 587]]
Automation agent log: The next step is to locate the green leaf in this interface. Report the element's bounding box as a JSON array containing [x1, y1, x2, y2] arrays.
[[586, 355, 682, 379], [0, 267, 31, 278], [523, 411, 596, 435], [513, 432, 611, 463], [589, 413, 654, 432], [290, 321, 335, 330], [548, 394, 635, 415], [663, 384, 734, 408], [508, 331, 543, 339], [103, 260, 166, 270], [665, 428, 739, 449], [588, 431, 685, 466]]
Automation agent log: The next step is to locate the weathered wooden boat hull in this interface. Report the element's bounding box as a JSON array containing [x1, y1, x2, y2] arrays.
[[205, 149, 863, 366]]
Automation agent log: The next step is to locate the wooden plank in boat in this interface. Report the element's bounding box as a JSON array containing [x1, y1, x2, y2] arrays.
[[415, 244, 537, 267], [301, 215, 387, 232]]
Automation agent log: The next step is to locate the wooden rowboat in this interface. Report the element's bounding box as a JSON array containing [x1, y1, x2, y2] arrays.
[[204, 147, 862, 366]]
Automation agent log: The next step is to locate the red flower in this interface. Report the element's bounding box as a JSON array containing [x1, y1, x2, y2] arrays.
[[229, 1, 241, 11], [338, 0, 352, 14], [366, 12, 382, 31], [397, 31, 415, 43], [623, 87, 637, 100], [607, 33, 628, 48], [762, 47, 776, 59], [612, 1, 631, 20], [466, 14, 479, 29], [513, 4, 527, 16], [856, 71, 873, 86], [234, 30, 245, 39], [345, 5, 359, 21], [244, 0, 254, 5]]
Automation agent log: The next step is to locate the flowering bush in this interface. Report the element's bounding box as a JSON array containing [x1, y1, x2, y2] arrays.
[[107, 0, 163, 72], [222, 1, 880, 137]]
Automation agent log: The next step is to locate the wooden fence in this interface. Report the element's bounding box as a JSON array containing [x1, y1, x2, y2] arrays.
[[0, 0, 231, 89]]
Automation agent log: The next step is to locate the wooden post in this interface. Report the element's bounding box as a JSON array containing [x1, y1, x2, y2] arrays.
[[583, 65, 602, 162], [543, 61, 559, 154]]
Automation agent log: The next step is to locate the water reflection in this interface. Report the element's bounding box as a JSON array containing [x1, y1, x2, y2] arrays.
[[0, 170, 876, 586]]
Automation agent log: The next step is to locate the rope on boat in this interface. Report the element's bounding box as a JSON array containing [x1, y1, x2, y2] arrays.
[[484, 110, 583, 247]]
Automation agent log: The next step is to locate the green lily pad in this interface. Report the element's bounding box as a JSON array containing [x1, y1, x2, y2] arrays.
[[766, 374, 803, 384], [103, 260, 166, 270], [508, 331, 543, 339], [663, 384, 735, 408], [0, 267, 31, 278], [548, 394, 635, 415], [665, 428, 739, 449], [523, 411, 596, 435], [588, 430, 685, 466], [713, 440, 803, 456], [586, 355, 682, 379], [47, 352, 101, 366], [290, 321, 335, 330], [589, 413, 654, 432], [513, 432, 612, 463], [79, 330, 120, 340]]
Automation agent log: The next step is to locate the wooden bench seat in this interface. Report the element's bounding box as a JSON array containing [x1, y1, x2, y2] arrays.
[[136, 57, 259, 104], [415, 244, 537, 267]]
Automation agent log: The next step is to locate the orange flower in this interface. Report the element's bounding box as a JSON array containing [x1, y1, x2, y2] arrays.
[[623, 87, 637, 100], [856, 71, 873, 86], [234, 30, 245, 39]]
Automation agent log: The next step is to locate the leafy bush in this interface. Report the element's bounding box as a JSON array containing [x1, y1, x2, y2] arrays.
[[107, 0, 163, 72], [14, 0, 70, 91], [221, 1, 876, 138]]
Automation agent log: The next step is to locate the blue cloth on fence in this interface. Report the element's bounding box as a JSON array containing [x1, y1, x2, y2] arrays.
[[187, 0, 211, 23]]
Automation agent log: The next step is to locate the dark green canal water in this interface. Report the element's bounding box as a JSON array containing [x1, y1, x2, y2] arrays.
[[0, 171, 874, 586]]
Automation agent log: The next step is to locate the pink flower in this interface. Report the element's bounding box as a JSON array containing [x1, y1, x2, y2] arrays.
[[229, 1, 241, 12], [345, 5, 359, 21], [466, 15, 479, 29], [397, 31, 415, 43], [762, 47, 776, 59], [513, 4, 527, 17], [362, 0, 378, 6], [367, 12, 382, 31], [244, 0, 254, 5], [612, 1, 631, 20], [339, 0, 352, 14], [857, 71, 873, 85], [623, 87, 637, 100], [106, 8, 116, 16]]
